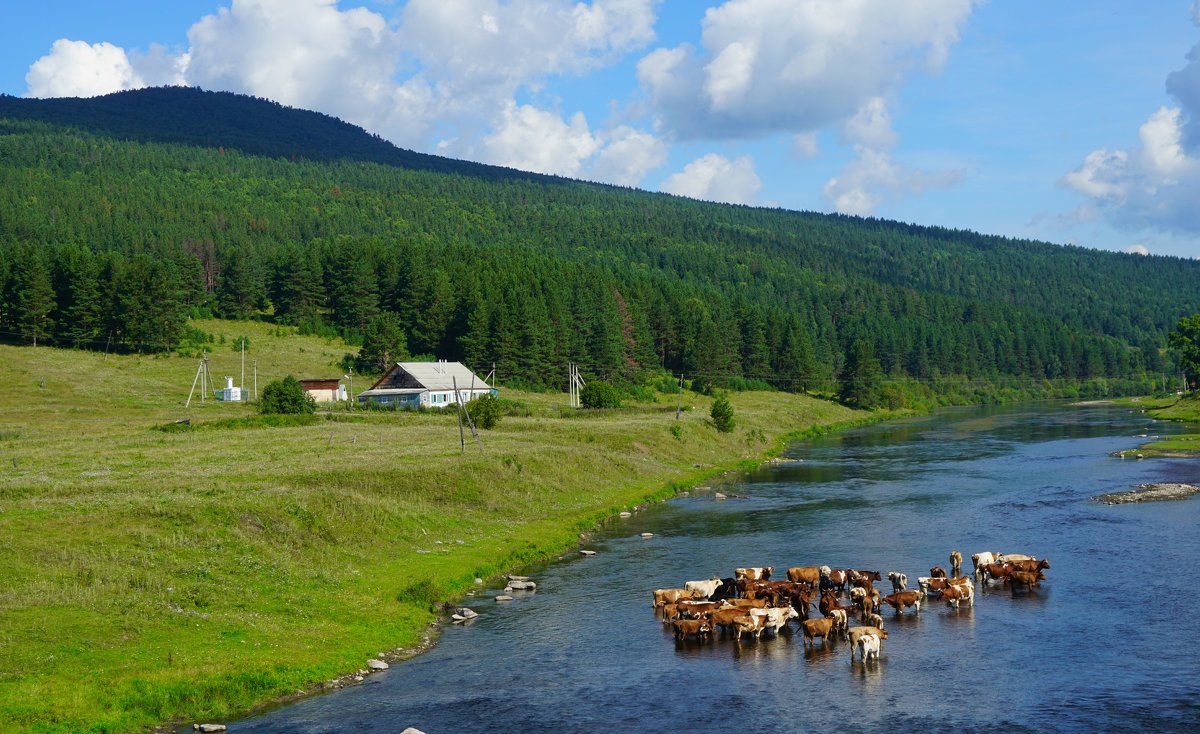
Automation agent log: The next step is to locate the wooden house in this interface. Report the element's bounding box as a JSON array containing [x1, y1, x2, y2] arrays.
[[357, 361, 494, 408]]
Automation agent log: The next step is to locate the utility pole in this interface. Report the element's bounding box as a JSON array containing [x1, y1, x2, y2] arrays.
[[676, 373, 683, 420], [253, 359, 258, 400], [240, 338, 245, 393], [453, 376, 466, 454]]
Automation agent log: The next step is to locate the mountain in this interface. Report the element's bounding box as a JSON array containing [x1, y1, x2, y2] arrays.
[[1, 87, 1196, 404]]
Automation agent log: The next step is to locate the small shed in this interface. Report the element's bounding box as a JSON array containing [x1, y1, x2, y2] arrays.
[[300, 378, 347, 404], [358, 361, 493, 408]]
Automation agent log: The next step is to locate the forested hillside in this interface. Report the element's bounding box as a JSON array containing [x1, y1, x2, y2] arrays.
[[1, 88, 1196, 401]]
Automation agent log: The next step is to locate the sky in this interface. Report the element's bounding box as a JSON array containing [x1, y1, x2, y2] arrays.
[[4, 0, 1200, 259]]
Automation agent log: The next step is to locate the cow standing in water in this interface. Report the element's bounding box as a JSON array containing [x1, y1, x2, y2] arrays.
[[949, 550, 963, 577]]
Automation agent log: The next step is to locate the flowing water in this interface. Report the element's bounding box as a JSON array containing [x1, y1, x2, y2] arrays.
[[226, 402, 1200, 733]]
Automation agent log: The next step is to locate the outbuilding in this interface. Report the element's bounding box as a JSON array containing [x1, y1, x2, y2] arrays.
[[300, 378, 348, 404], [357, 361, 494, 409]]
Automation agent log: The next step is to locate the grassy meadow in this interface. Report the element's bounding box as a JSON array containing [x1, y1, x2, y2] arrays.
[[0, 320, 871, 733]]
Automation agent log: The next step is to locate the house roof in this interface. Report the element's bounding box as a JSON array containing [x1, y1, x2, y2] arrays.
[[300, 378, 341, 390], [367, 361, 491, 393]]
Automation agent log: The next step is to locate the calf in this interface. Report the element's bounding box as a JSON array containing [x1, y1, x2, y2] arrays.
[[942, 584, 974, 608], [887, 571, 908, 593], [857, 633, 881, 662], [672, 618, 712, 642], [865, 613, 884, 630], [735, 566, 773, 581], [949, 550, 963, 577], [882, 590, 924, 615], [801, 617, 836, 648]]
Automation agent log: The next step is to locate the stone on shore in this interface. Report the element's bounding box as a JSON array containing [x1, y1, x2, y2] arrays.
[[1095, 483, 1200, 504], [367, 659, 389, 671], [194, 726, 227, 733], [580, 550, 597, 556]]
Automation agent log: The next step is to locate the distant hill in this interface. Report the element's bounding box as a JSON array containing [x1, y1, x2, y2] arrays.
[[0, 87, 1195, 404]]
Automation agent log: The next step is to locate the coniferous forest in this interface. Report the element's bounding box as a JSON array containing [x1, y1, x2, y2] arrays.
[[1, 87, 1198, 405]]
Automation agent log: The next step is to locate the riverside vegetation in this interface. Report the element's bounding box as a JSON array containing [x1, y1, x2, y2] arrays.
[[0, 319, 877, 733]]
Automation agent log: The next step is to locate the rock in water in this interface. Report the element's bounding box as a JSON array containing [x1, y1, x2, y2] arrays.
[[714, 492, 727, 500], [619, 511, 632, 518], [367, 659, 389, 671], [507, 579, 536, 590], [580, 550, 597, 556], [195, 726, 227, 733], [640, 532, 654, 538], [457, 607, 478, 619], [401, 728, 428, 734], [495, 594, 513, 601]]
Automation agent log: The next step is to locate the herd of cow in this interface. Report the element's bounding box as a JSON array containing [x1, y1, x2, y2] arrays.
[[651, 550, 1050, 662]]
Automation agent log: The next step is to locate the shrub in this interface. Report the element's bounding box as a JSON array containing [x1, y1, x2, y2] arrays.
[[466, 393, 502, 429], [580, 381, 622, 408], [710, 392, 735, 433], [259, 375, 316, 415]]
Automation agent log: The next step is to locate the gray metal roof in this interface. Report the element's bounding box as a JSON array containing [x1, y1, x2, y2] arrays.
[[394, 361, 491, 392]]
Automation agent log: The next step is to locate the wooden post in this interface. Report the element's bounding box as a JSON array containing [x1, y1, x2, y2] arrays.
[[453, 376, 465, 454], [676, 373, 683, 420]]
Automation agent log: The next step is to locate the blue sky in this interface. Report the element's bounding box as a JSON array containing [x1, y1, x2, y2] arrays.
[[5, 1, 1200, 259]]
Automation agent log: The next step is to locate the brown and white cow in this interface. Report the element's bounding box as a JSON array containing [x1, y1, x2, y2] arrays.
[[735, 566, 774, 581], [846, 625, 888, 659], [857, 633, 881, 662], [882, 590, 924, 615], [801, 617, 837, 648], [942, 584, 974, 608], [672, 618, 712, 641]]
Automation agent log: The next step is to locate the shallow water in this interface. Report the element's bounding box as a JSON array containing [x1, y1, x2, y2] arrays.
[[226, 403, 1200, 734]]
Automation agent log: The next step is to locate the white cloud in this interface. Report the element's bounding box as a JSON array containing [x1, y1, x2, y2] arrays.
[[661, 153, 761, 205], [25, 40, 144, 98], [479, 102, 600, 176], [637, 0, 976, 140], [1127, 243, 1149, 255], [823, 97, 962, 215], [21, 0, 659, 176], [588, 125, 668, 186], [792, 131, 820, 159]]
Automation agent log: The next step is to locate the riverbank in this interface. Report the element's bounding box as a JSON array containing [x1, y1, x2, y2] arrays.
[[0, 332, 880, 734], [1113, 394, 1200, 457]]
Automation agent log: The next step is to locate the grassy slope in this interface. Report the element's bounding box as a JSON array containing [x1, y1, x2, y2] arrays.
[[1141, 393, 1200, 456], [0, 321, 868, 733]]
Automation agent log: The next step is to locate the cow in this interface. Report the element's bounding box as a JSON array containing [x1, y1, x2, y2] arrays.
[[887, 571, 908, 593], [971, 551, 1001, 579], [787, 566, 821, 585], [801, 617, 837, 648], [882, 590, 924, 615], [865, 613, 884, 630], [827, 569, 848, 592], [711, 606, 751, 634], [943, 584, 974, 608], [725, 597, 770, 609], [710, 577, 740, 602], [751, 606, 799, 635], [673, 618, 712, 641], [653, 588, 702, 608], [984, 563, 1015, 584], [683, 577, 723, 599], [735, 566, 774, 581], [827, 609, 849, 638], [949, 550, 963, 577], [733, 614, 766, 641], [1008, 558, 1050, 574], [857, 633, 881, 662], [673, 601, 723, 619], [998, 553, 1035, 563], [818, 591, 843, 617], [930, 566, 947, 579], [846, 625, 888, 659], [918, 576, 949, 594], [1010, 570, 1047, 588]]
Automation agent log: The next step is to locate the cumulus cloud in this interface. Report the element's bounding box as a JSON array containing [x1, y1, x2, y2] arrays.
[[1127, 243, 1149, 255], [792, 132, 820, 159], [661, 153, 762, 205], [637, 0, 976, 140], [21, 0, 665, 185], [25, 40, 145, 98], [588, 125, 669, 186], [823, 97, 963, 215], [478, 102, 599, 176]]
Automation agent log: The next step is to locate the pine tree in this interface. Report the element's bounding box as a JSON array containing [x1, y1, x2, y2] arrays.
[[14, 253, 55, 346], [838, 340, 884, 409]]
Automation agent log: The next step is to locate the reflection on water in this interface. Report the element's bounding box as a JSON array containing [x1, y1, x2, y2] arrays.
[[225, 403, 1200, 734]]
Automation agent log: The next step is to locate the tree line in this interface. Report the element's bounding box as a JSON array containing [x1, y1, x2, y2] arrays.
[[2, 91, 1197, 404]]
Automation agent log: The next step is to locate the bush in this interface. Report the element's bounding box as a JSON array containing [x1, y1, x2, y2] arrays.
[[710, 392, 735, 433], [580, 381, 622, 408], [259, 375, 316, 415], [466, 393, 502, 429]]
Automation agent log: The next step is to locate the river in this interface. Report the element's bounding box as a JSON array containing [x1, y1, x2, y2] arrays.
[[226, 402, 1200, 733]]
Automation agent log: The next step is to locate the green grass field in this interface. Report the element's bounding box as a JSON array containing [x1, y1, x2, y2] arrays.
[[0, 321, 871, 733]]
